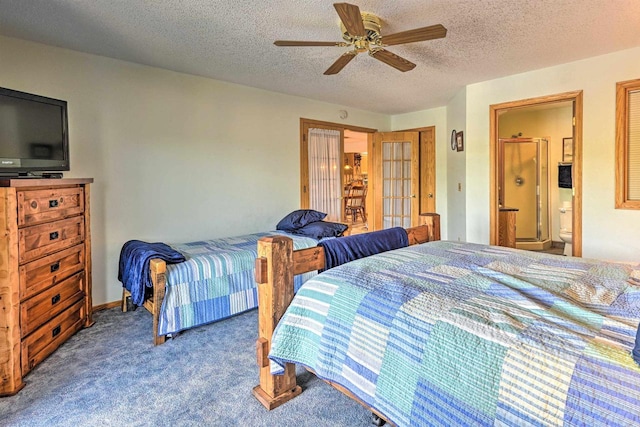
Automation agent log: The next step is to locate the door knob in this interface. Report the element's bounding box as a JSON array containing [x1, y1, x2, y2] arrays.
[[410, 194, 416, 198], [428, 193, 433, 198]]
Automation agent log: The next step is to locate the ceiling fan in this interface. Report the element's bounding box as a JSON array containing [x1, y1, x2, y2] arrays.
[[274, 2, 447, 75]]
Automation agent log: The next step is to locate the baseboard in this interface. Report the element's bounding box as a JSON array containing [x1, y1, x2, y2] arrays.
[[93, 300, 121, 312]]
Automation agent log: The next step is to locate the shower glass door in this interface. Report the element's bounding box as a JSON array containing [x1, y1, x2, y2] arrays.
[[500, 138, 549, 245]]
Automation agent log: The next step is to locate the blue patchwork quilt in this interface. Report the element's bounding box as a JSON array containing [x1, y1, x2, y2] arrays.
[[269, 241, 640, 426], [158, 231, 318, 336]]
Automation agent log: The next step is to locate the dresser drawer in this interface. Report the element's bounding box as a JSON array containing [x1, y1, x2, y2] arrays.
[[17, 187, 84, 227], [18, 216, 85, 264], [20, 272, 84, 338], [19, 244, 85, 301], [21, 299, 84, 375]]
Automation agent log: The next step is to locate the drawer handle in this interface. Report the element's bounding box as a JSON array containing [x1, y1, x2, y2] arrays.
[[50, 231, 59, 240], [52, 325, 61, 338], [51, 261, 60, 273], [51, 294, 61, 305], [49, 199, 59, 208]]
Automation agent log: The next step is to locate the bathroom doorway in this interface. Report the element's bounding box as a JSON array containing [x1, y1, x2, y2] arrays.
[[490, 91, 583, 256], [498, 138, 550, 250]]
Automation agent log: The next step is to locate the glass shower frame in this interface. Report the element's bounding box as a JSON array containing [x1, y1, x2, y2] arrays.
[[498, 138, 550, 248]]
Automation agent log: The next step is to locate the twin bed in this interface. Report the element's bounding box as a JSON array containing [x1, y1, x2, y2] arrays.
[[120, 211, 349, 345], [121, 231, 323, 344], [253, 216, 640, 426]]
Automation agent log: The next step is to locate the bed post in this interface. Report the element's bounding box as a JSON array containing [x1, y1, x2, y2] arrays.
[[418, 213, 441, 241], [150, 259, 167, 346], [252, 235, 302, 410]]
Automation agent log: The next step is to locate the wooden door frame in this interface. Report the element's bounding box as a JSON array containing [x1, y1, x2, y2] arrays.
[[489, 90, 583, 256], [299, 118, 377, 213]]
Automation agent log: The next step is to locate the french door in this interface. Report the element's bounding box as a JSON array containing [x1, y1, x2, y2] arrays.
[[372, 131, 420, 229]]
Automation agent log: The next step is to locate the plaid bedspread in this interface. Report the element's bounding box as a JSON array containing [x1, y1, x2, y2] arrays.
[[158, 231, 318, 336], [269, 241, 640, 426]]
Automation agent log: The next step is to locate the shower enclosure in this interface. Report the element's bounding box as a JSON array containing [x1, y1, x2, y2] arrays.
[[498, 138, 550, 250]]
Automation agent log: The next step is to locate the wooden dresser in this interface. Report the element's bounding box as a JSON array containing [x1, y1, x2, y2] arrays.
[[0, 178, 93, 396]]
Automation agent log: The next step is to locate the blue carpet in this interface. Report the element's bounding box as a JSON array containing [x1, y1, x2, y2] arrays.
[[0, 307, 373, 426]]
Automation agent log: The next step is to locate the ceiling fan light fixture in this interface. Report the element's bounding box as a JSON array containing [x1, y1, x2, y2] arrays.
[[341, 13, 381, 45]]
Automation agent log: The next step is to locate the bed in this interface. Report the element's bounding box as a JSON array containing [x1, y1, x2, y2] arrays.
[[252, 215, 640, 426], [120, 210, 349, 345]]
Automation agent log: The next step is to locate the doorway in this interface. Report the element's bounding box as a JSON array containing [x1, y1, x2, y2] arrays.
[[490, 91, 583, 256], [344, 130, 369, 232], [299, 119, 376, 224], [300, 119, 436, 233]]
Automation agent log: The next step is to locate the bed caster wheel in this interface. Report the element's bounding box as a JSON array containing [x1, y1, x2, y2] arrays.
[[126, 296, 136, 312], [371, 413, 386, 426]]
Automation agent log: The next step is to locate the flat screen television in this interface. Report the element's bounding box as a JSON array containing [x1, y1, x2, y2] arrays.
[[0, 87, 69, 177]]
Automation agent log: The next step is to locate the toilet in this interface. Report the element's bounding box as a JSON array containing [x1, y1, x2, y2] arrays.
[[558, 201, 572, 256]]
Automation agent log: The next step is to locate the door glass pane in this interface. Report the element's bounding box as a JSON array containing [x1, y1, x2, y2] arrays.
[[383, 143, 391, 160], [395, 180, 402, 196], [394, 143, 403, 159], [383, 216, 392, 229], [404, 160, 411, 178]]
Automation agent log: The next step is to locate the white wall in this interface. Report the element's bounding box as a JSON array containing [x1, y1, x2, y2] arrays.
[[466, 46, 640, 262], [0, 36, 390, 305], [446, 88, 467, 242], [391, 107, 449, 239]]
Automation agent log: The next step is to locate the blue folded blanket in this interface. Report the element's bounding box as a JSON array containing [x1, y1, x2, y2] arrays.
[[318, 227, 409, 271], [118, 240, 186, 306]]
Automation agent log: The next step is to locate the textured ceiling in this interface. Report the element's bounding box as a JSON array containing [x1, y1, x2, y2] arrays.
[[1, 0, 639, 114]]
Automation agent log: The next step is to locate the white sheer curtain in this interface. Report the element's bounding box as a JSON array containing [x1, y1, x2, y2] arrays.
[[308, 128, 341, 221]]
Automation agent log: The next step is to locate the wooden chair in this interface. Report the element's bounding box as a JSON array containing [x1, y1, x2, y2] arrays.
[[345, 184, 367, 223]]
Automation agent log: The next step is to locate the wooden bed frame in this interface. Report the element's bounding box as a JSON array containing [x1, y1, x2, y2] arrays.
[[121, 259, 168, 345], [120, 224, 352, 346], [251, 214, 441, 424]]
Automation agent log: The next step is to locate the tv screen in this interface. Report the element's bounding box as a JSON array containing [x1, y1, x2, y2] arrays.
[[0, 87, 69, 176]]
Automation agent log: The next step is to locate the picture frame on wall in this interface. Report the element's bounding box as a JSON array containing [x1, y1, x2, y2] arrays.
[[456, 131, 464, 152], [562, 137, 573, 162]]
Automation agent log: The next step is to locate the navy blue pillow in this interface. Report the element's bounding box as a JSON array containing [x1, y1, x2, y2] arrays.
[[276, 209, 327, 231], [291, 221, 348, 239]]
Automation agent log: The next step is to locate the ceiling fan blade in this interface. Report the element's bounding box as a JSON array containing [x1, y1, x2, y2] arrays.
[[334, 3, 366, 37], [274, 40, 343, 47], [369, 49, 416, 72], [324, 52, 357, 75], [382, 24, 447, 46]]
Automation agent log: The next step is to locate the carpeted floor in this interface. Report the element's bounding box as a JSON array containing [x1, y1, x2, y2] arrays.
[[0, 307, 374, 426]]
